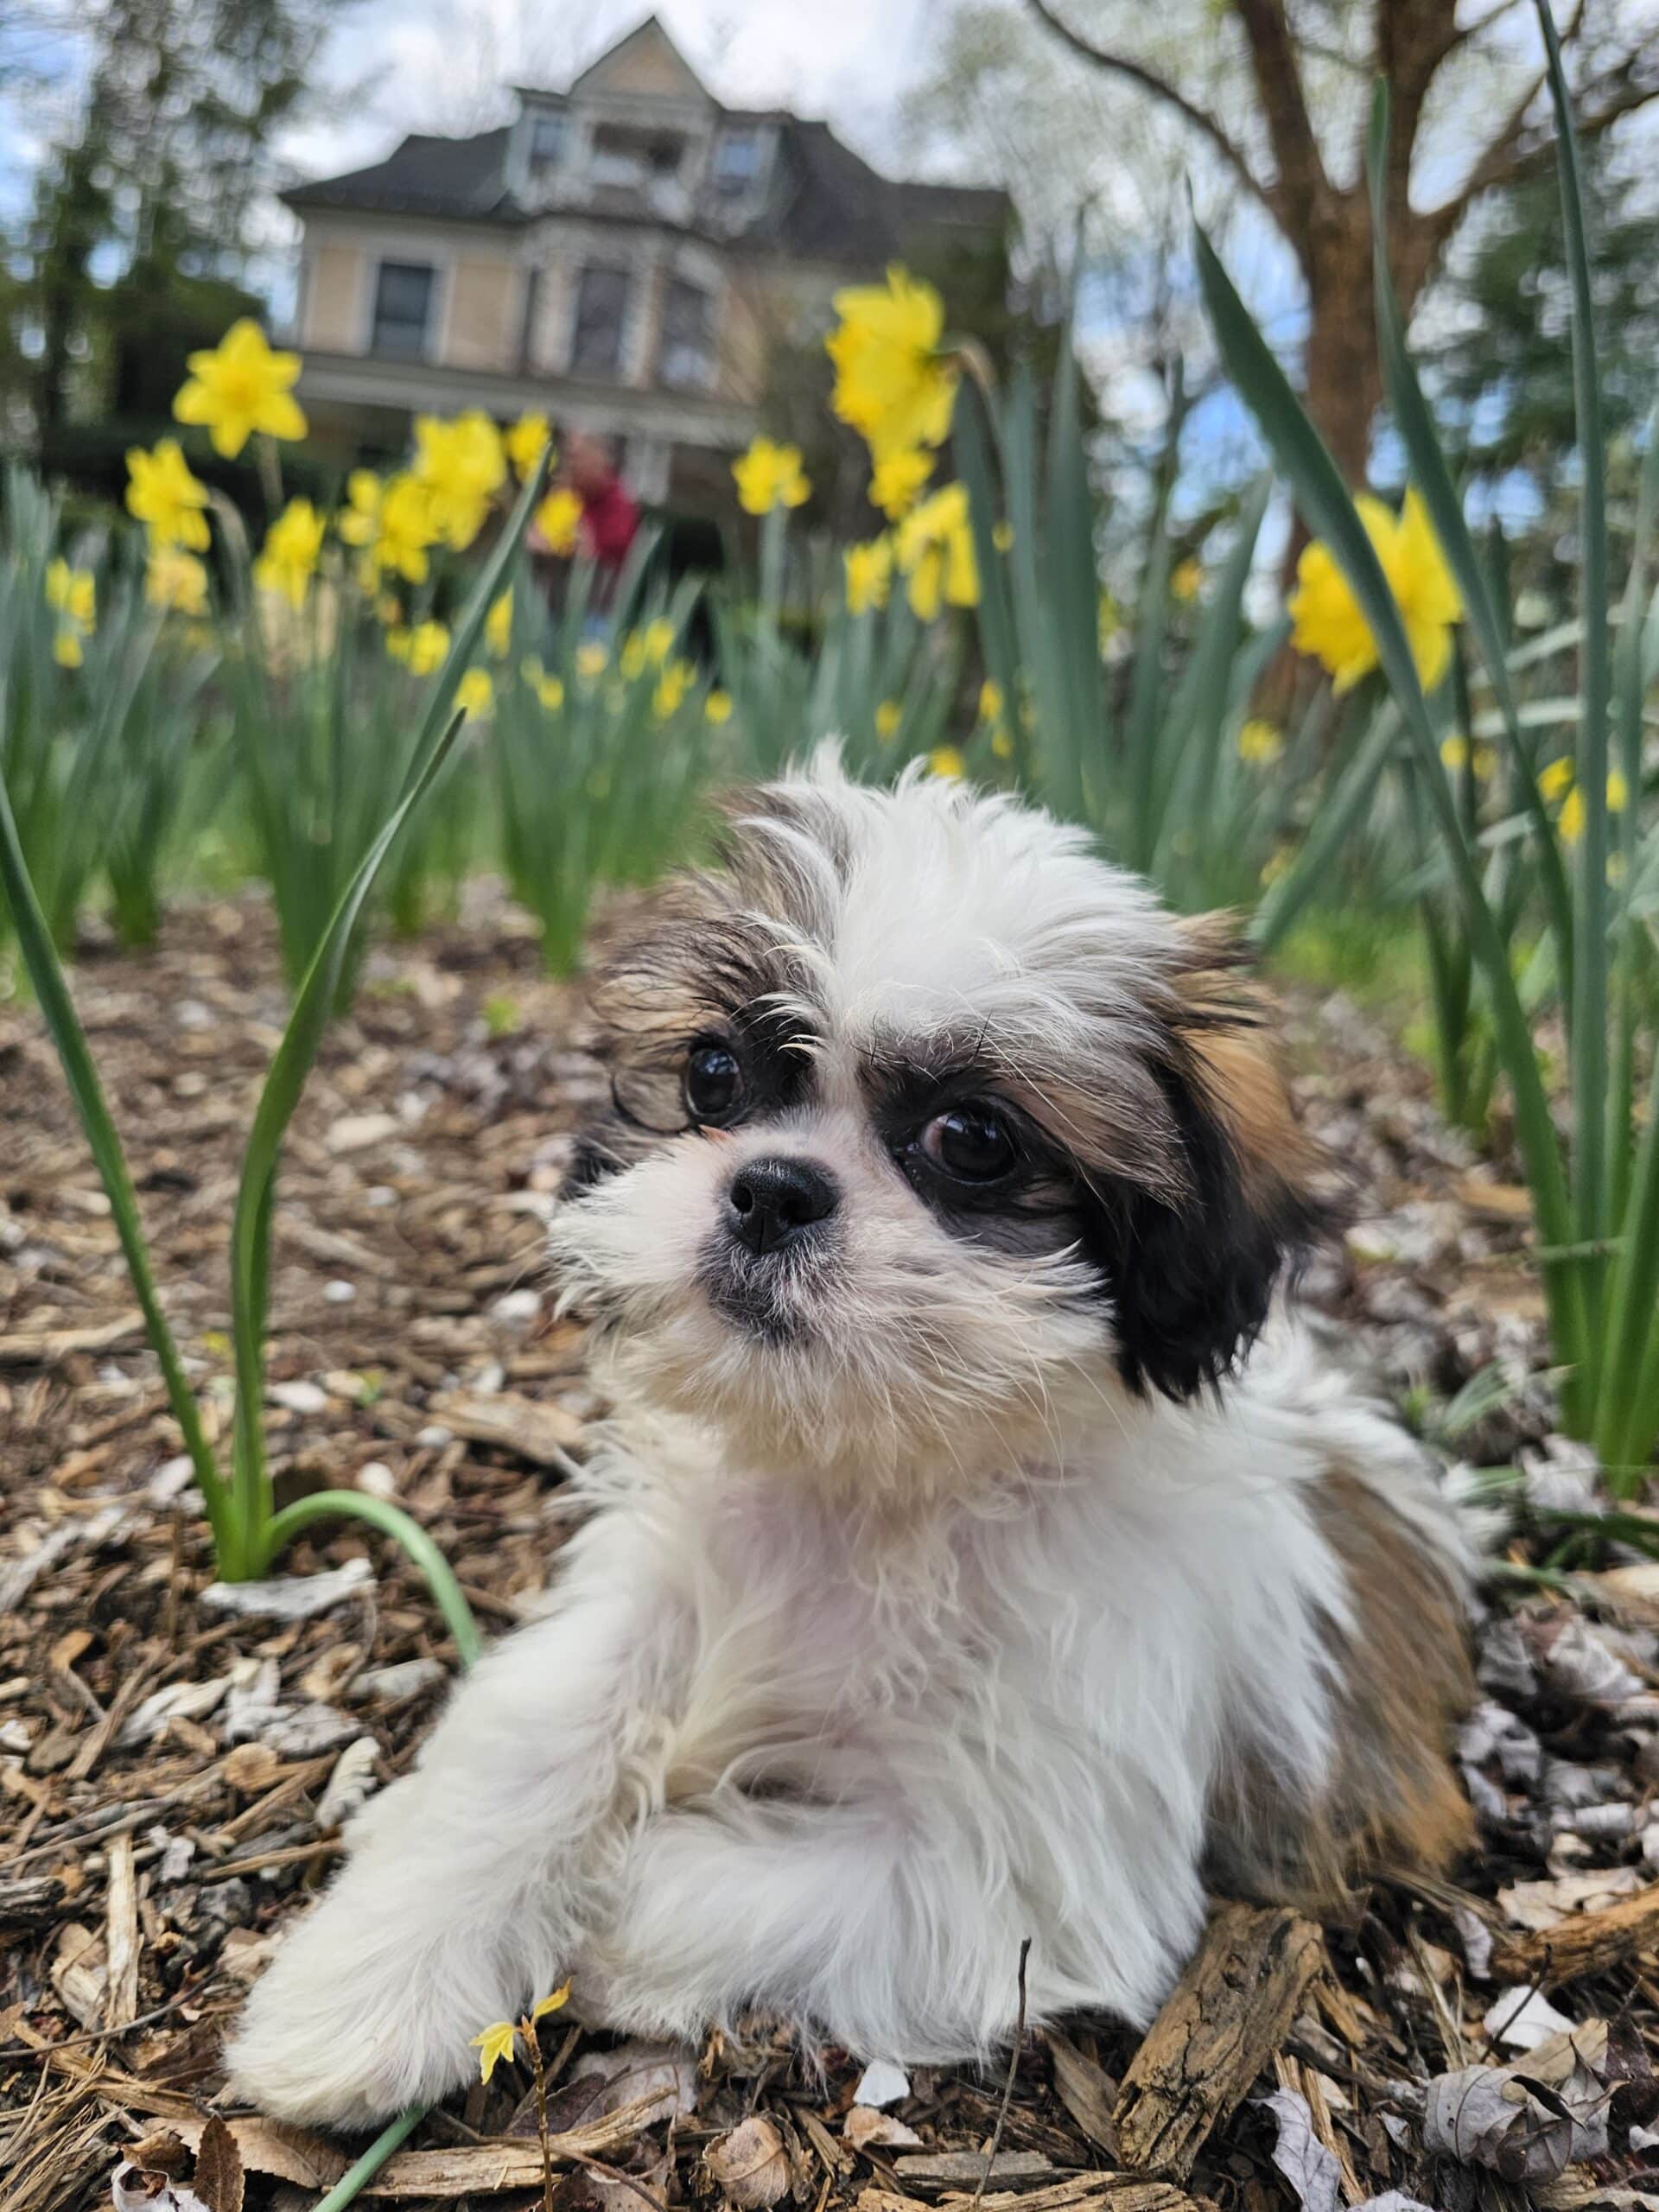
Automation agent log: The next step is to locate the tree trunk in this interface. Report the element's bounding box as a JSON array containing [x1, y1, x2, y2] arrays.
[[1301, 200, 1383, 492]]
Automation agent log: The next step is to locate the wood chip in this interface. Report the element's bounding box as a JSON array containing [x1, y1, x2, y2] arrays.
[[1493, 1880, 1659, 1986], [0, 1313, 145, 1364], [429, 1389, 585, 1465], [1045, 2028, 1118, 2155], [1113, 1903, 1325, 2180], [104, 1831, 141, 2030]]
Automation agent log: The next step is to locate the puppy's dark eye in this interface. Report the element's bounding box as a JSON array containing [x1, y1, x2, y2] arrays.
[[921, 1108, 1016, 1182], [684, 1041, 744, 1126]]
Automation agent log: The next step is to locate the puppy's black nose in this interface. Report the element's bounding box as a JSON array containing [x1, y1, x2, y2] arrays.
[[726, 1157, 839, 1256]]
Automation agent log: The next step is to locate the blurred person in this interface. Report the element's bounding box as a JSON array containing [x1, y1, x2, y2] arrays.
[[536, 430, 639, 579]]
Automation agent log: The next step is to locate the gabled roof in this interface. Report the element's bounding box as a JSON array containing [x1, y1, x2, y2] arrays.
[[744, 120, 1008, 263], [283, 126, 525, 224], [281, 37, 1010, 254], [568, 14, 711, 104]]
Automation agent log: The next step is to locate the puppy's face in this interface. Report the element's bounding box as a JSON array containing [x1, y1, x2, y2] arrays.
[[550, 765, 1335, 1489]]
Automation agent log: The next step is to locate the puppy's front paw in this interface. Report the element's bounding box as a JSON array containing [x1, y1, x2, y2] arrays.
[[226, 1897, 474, 2129]]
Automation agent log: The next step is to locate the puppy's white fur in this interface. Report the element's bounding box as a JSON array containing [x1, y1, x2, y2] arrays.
[[230, 760, 1470, 2128]]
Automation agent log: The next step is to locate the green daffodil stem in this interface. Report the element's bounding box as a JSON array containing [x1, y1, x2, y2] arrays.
[[311, 2107, 424, 2212]]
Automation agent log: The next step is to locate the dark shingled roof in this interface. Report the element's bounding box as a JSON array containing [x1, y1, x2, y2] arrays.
[[283, 126, 526, 223], [281, 115, 1007, 257]]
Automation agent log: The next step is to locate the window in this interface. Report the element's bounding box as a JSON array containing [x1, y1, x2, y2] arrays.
[[570, 264, 631, 378], [714, 130, 758, 194], [370, 261, 435, 359], [658, 276, 713, 391], [591, 125, 683, 190], [527, 113, 565, 174]]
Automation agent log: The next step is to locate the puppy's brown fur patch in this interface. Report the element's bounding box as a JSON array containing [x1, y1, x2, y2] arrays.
[[1209, 1467, 1472, 1906]]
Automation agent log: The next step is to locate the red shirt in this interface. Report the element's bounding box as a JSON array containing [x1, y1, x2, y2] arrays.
[[580, 477, 639, 570]]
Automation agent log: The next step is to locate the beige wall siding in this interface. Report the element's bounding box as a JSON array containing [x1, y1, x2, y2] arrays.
[[306, 244, 364, 351], [442, 256, 519, 371]]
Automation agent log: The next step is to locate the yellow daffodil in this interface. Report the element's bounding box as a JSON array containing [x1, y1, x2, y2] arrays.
[[575, 639, 607, 679], [977, 678, 1004, 726], [642, 617, 677, 664], [486, 588, 513, 658], [1545, 761, 1630, 843], [412, 411, 506, 550], [874, 698, 902, 741], [535, 486, 583, 556], [990, 727, 1014, 760], [253, 498, 325, 610], [146, 547, 209, 616], [537, 671, 565, 712], [1440, 734, 1469, 771], [125, 439, 211, 551], [456, 667, 495, 718], [827, 266, 956, 460], [1237, 718, 1283, 766], [173, 320, 306, 460], [1288, 487, 1463, 695], [870, 446, 931, 520], [53, 627, 84, 668], [1171, 556, 1203, 603], [403, 620, 449, 677], [620, 631, 647, 682], [363, 474, 438, 587], [385, 627, 413, 664], [337, 470, 383, 548], [928, 746, 966, 781], [705, 687, 734, 724], [470, 2020, 518, 2085], [652, 660, 693, 718], [893, 481, 978, 621], [375, 594, 402, 626], [844, 537, 892, 615], [732, 436, 810, 516], [505, 411, 553, 481], [47, 558, 96, 631], [992, 519, 1014, 554]]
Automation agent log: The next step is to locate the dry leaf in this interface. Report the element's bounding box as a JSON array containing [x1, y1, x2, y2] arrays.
[[193, 2116, 245, 2212], [1498, 1866, 1643, 1932], [1425, 2024, 1612, 2183], [1257, 2089, 1340, 2212], [844, 2107, 924, 2151], [704, 2116, 791, 2208], [851, 2060, 912, 2110]]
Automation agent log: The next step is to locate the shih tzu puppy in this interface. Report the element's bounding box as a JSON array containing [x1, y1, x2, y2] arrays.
[[231, 754, 1473, 2128]]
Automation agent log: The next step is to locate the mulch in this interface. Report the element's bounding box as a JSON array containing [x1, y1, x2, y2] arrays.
[[3, 893, 1656, 2212]]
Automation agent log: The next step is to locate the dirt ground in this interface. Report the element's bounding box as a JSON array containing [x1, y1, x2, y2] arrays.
[[4, 893, 1658, 2212]]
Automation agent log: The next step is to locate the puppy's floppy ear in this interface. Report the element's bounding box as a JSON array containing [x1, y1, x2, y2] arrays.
[[1085, 914, 1341, 1400]]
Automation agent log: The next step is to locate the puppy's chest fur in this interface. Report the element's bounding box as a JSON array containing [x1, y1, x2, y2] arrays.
[[612, 1369, 1471, 1914]]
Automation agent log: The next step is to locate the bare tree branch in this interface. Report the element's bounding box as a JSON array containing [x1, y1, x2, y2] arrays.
[[1426, 26, 1659, 245], [1021, 0, 1280, 219], [1230, 0, 1329, 231]]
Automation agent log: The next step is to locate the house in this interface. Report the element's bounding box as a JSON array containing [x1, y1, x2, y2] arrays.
[[282, 15, 1008, 510]]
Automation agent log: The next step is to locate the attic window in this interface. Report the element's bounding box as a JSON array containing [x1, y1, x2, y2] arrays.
[[528, 114, 565, 172], [714, 130, 758, 193], [591, 124, 682, 189]]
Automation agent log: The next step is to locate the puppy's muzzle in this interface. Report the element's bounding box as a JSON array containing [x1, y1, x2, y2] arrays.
[[724, 1156, 840, 1258]]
